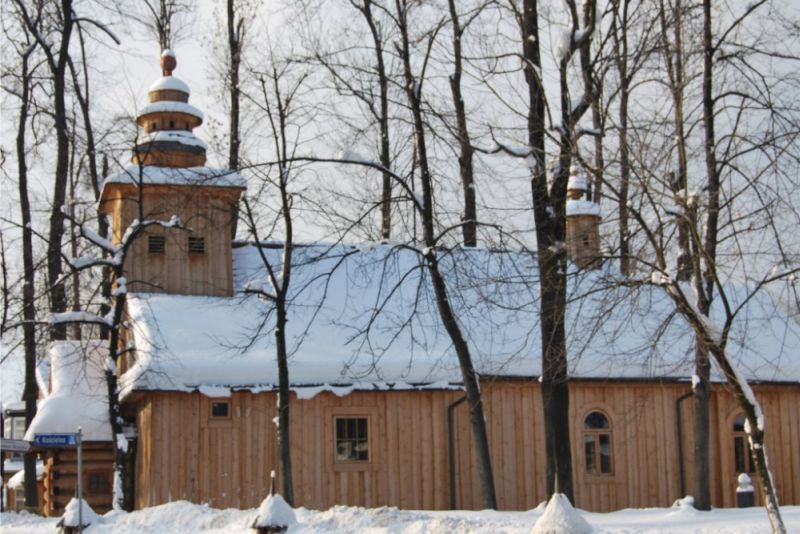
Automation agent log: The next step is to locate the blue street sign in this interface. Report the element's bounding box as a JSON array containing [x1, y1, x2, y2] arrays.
[[33, 433, 78, 447]]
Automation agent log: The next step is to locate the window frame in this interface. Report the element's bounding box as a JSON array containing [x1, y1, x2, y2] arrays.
[[732, 413, 756, 475], [84, 470, 112, 496], [210, 400, 231, 420], [326, 406, 379, 472], [582, 409, 615, 477], [334, 416, 370, 464]]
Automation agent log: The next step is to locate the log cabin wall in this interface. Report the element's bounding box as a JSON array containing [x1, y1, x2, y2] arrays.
[[100, 184, 240, 296], [132, 381, 800, 512], [40, 443, 115, 517]]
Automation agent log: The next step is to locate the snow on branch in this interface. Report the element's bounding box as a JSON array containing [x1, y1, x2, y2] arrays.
[[47, 311, 111, 327]]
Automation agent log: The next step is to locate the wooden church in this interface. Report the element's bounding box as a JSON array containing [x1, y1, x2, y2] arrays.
[[25, 51, 800, 517]]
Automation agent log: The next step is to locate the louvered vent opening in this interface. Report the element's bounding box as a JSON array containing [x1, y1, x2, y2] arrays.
[[148, 235, 165, 254], [188, 236, 205, 256]]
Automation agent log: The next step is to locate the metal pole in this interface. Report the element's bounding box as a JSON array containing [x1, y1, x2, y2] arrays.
[[77, 428, 83, 534]]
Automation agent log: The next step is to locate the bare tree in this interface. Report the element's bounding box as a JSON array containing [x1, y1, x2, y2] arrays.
[[2, 5, 41, 510], [507, 0, 599, 503]]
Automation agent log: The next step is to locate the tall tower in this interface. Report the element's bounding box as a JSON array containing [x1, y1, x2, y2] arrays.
[[99, 50, 246, 296], [565, 166, 602, 269]]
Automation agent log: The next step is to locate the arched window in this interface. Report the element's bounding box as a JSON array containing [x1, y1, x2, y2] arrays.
[[584, 411, 613, 475], [733, 414, 755, 474]]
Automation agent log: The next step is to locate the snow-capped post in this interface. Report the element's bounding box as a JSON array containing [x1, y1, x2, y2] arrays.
[[77, 427, 82, 532], [530, 493, 592, 534], [251, 470, 296, 534], [56, 496, 99, 534], [736, 473, 755, 508]]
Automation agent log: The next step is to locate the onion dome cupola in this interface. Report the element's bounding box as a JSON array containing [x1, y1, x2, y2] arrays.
[[565, 165, 602, 269], [99, 50, 246, 298], [132, 49, 207, 168]]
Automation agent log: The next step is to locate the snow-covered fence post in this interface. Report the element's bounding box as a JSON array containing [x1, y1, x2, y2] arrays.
[[736, 473, 755, 508], [56, 497, 99, 534], [251, 470, 296, 534]]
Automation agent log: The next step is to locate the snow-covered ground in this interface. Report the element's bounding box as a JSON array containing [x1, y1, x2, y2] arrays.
[[2, 501, 799, 533]]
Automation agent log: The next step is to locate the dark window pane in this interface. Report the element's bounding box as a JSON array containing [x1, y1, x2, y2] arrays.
[[211, 401, 229, 418], [584, 435, 596, 474], [733, 415, 747, 432], [599, 433, 612, 473], [584, 411, 609, 429], [87, 473, 110, 495], [336, 418, 346, 441]]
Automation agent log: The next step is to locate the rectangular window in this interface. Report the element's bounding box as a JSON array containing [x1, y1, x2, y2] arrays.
[[188, 237, 205, 255], [86, 472, 111, 495], [211, 401, 230, 418], [584, 435, 596, 474], [335, 417, 369, 462], [148, 235, 165, 254], [13, 418, 25, 439]]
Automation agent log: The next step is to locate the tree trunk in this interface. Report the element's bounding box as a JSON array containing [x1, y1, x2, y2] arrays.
[[395, 0, 496, 508], [46, 0, 74, 342], [361, 0, 392, 240], [692, 345, 711, 509], [447, 0, 477, 247], [16, 43, 39, 513], [275, 301, 294, 505], [227, 0, 242, 239]]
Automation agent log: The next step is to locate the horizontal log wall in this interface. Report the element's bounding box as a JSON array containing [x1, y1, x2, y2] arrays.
[[42, 443, 115, 517], [134, 381, 800, 512]]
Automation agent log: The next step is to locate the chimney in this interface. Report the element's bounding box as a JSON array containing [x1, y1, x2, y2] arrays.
[[565, 166, 602, 269]]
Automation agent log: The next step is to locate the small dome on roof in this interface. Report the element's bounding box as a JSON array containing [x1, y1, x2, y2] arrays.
[[160, 49, 177, 76], [568, 165, 588, 192]]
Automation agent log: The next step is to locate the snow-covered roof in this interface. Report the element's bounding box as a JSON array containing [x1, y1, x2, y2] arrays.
[[566, 199, 601, 217], [149, 76, 190, 95], [103, 165, 246, 190], [137, 130, 207, 150], [118, 244, 800, 397], [567, 174, 588, 192], [24, 341, 112, 442], [137, 101, 203, 121], [7, 460, 44, 489]]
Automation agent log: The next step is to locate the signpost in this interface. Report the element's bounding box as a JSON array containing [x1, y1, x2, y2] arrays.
[[34, 429, 83, 533], [0, 438, 30, 453]]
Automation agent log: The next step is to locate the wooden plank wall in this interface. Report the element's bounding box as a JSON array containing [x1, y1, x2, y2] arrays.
[[134, 381, 800, 512]]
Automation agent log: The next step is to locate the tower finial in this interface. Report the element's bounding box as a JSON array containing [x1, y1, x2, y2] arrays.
[[160, 49, 177, 76]]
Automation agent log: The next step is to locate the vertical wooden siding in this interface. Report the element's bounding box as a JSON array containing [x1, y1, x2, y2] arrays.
[[102, 184, 239, 297], [134, 381, 800, 512]]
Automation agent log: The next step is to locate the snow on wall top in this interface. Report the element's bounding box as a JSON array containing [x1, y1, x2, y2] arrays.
[[118, 244, 800, 396], [566, 199, 601, 217], [137, 130, 207, 150], [149, 76, 190, 95], [567, 174, 588, 192], [137, 101, 203, 121], [24, 340, 112, 442], [103, 165, 246, 189]]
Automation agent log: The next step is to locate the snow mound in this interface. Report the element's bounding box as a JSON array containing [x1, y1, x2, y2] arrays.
[[58, 497, 100, 527], [667, 495, 700, 518], [531, 494, 592, 534], [253, 493, 296, 528]]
